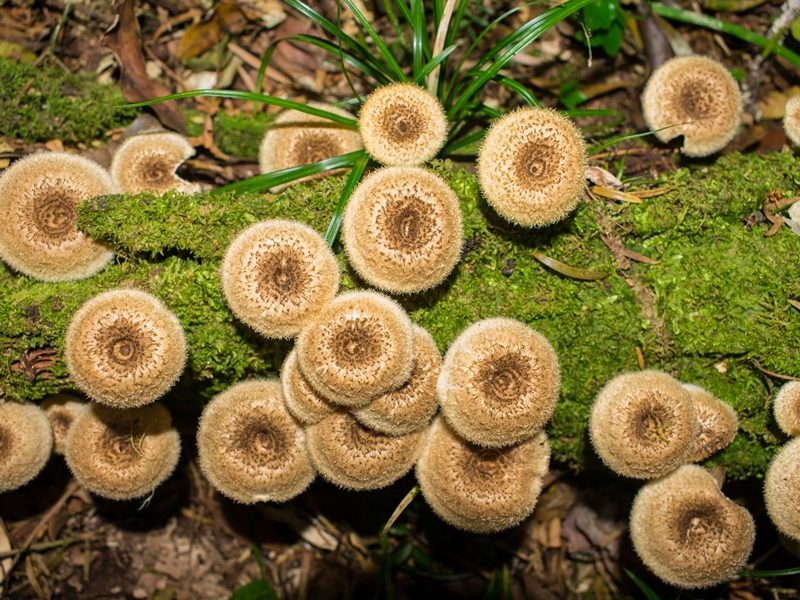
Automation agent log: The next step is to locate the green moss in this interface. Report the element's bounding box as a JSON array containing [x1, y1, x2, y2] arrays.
[[184, 109, 275, 158]]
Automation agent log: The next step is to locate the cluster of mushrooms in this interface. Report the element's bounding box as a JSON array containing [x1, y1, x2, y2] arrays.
[[765, 382, 800, 543]]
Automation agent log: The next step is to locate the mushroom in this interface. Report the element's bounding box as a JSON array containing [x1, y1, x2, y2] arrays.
[[197, 379, 315, 503], [41, 393, 87, 455], [630, 464, 755, 588], [280, 349, 336, 426], [109, 131, 199, 194], [0, 402, 53, 492], [416, 416, 550, 533], [342, 167, 463, 294], [764, 437, 800, 541], [0, 152, 115, 281], [783, 95, 800, 147], [358, 83, 447, 166], [221, 220, 340, 339], [64, 289, 187, 409], [476, 107, 586, 227], [437, 317, 560, 447], [773, 380, 800, 437], [682, 383, 738, 462], [641, 55, 742, 157]]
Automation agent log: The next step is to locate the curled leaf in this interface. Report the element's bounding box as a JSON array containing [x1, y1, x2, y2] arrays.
[[590, 185, 642, 204], [532, 252, 608, 280]]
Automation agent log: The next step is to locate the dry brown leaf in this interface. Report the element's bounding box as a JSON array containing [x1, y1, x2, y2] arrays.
[[585, 166, 623, 190]]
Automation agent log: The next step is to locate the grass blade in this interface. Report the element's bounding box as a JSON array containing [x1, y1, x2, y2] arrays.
[[410, 0, 430, 80], [324, 151, 370, 246], [532, 252, 608, 281], [441, 129, 486, 155], [623, 569, 662, 600], [342, 0, 407, 82], [444, 0, 471, 49], [413, 45, 457, 84], [495, 76, 541, 107], [739, 566, 800, 577]]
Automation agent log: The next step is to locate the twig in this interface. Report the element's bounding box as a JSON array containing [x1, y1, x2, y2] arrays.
[[381, 485, 419, 538]]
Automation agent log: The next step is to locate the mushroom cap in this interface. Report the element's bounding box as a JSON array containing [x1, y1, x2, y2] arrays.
[[221, 220, 340, 339], [41, 393, 87, 455], [0, 402, 53, 492], [641, 55, 742, 157], [783, 95, 800, 147], [590, 370, 698, 478], [109, 131, 199, 194], [64, 402, 180, 500], [197, 379, 315, 503], [773, 380, 800, 437], [280, 349, 336, 426], [358, 83, 448, 166], [305, 412, 425, 491], [477, 107, 586, 228], [437, 318, 560, 448], [682, 383, 738, 463], [630, 464, 755, 589], [295, 290, 415, 407], [354, 326, 441, 435], [764, 437, 800, 541], [64, 288, 187, 409], [342, 167, 463, 294], [416, 416, 550, 533], [0, 152, 115, 281]]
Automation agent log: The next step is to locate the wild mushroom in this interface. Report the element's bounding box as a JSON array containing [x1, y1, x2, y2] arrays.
[[773, 380, 800, 437], [280, 349, 336, 426], [764, 437, 800, 541], [0, 402, 53, 492], [41, 393, 87, 455], [783, 95, 800, 147], [109, 131, 199, 194], [682, 383, 738, 462]]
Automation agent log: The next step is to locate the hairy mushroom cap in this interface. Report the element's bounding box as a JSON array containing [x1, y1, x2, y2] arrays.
[[197, 379, 315, 503], [64, 402, 180, 500], [110, 131, 199, 194], [683, 384, 738, 462], [765, 437, 800, 541], [477, 107, 586, 228], [0, 152, 115, 281], [590, 370, 698, 478], [359, 83, 447, 166], [773, 381, 800, 437], [280, 349, 336, 426], [416, 416, 550, 533], [342, 167, 463, 294], [305, 412, 425, 491], [437, 318, 560, 448], [41, 393, 87, 455], [630, 464, 755, 588], [221, 220, 340, 339], [784, 95, 800, 146], [641, 55, 742, 157], [64, 289, 187, 409], [0, 402, 53, 492], [354, 326, 441, 435], [295, 290, 414, 408]]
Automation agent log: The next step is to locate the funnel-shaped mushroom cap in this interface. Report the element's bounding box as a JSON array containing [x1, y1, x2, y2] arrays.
[[359, 83, 447, 166], [773, 381, 800, 437], [682, 384, 738, 462], [305, 412, 425, 491], [65, 289, 187, 409], [64, 402, 180, 500], [437, 318, 560, 448], [342, 167, 463, 294], [630, 465, 755, 588], [477, 107, 586, 228], [110, 131, 199, 194], [280, 349, 336, 426], [784, 96, 800, 146], [590, 370, 698, 478], [0, 152, 115, 281], [295, 290, 414, 407], [641, 55, 742, 157], [0, 402, 53, 492], [41, 393, 87, 455], [197, 380, 315, 503], [765, 437, 800, 541], [354, 326, 441, 435], [221, 220, 340, 339], [416, 416, 550, 533]]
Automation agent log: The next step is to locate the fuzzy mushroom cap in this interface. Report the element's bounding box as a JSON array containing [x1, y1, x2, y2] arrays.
[[477, 107, 586, 228], [41, 394, 87, 455], [0, 152, 115, 281], [280, 349, 336, 426], [305, 412, 425, 491], [221, 220, 340, 339], [765, 437, 800, 541], [437, 318, 560, 448], [590, 370, 698, 479], [683, 384, 738, 463], [342, 167, 463, 294], [295, 290, 415, 408], [641, 55, 742, 157], [64, 402, 180, 501], [0, 402, 53, 492], [630, 465, 755, 589], [773, 380, 800, 437], [110, 131, 199, 194], [197, 379, 315, 503], [416, 416, 550, 533], [64, 289, 187, 409], [359, 83, 447, 166], [784, 95, 800, 146]]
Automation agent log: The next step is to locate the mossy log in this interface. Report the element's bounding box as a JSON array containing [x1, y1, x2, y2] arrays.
[[2, 154, 799, 480]]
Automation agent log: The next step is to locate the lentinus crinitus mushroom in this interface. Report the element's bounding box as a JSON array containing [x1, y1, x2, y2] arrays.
[[41, 393, 87, 455], [109, 131, 199, 194], [64, 402, 180, 501], [358, 83, 447, 166], [641, 55, 742, 157], [783, 95, 800, 147], [476, 107, 586, 228], [64, 289, 187, 409], [764, 436, 800, 541], [0, 402, 53, 493], [280, 349, 336, 426], [416, 416, 551, 534], [773, 380, 800, 437], [630, 464, 755, 589], [0, 152, 115, 281], [437, 317, 560, 448], [221, 220, 340, 339], [342, 166, 463, 294], [590, 370, 698, 478], [197, 379, 315, 503], [682, 383, 738, 463]]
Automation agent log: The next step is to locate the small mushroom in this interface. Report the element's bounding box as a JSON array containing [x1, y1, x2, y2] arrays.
[[783, 95, 800, 147], [764, 436, 800, 541], [280, 349, 336, 426], [41, 393, 87, 455], [773, 380, 800, 437], [110, 131, 199, 194], [0, 402, 53, 492], [682, 383, 738, 462]]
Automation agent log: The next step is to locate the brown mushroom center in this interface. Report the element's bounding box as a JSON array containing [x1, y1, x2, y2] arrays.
[[97, 319, 150, 368], [139, 156, 173, 185], [99, 425, 144, 468], [290, 132, 342, 165], [379, 195, 436, 250], [379, 104, 422, 143], [32, 188, 78, 239], [235, 418, 288, 464], [0, 427, 9, 458], [631, 399, 675, 446], [256, 251, 309, 301], [344, 418, 390, 454], [513, 141, 559, 188], [477, 352, 531, 402], [678, 80, 715, 120], [672, 499, 725, 544], [331, 319, 381, 368]]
